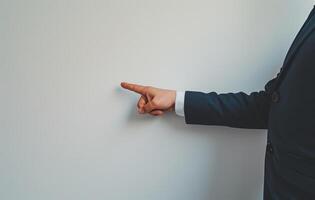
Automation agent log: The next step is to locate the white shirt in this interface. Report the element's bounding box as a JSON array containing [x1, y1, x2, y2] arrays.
[[175, 91, 185, 117]]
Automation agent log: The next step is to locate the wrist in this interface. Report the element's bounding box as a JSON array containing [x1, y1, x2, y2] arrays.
[[167, 90, 176, 112]]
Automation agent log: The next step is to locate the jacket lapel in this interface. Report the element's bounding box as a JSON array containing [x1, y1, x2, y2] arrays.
[[274, 10, 315, 90]]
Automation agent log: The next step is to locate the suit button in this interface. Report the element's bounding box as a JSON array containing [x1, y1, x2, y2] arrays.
[[269, 145, 273, 153], [267, 142, 273, 154], [271, 91, 280, 103]]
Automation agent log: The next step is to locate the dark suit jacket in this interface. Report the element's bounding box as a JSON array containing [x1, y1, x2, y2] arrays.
[[184, 6, 315, 199]]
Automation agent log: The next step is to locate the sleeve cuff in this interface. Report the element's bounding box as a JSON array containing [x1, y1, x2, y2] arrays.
[[175, 91, 185, 117]]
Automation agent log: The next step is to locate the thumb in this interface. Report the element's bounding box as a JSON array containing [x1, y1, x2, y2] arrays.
[[143, 100, 155, 113]]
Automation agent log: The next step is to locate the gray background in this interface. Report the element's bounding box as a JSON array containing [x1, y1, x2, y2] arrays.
[[1, 0, 313, 199]]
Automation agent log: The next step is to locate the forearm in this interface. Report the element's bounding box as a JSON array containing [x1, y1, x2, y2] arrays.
[[177, 90, 271, 129]]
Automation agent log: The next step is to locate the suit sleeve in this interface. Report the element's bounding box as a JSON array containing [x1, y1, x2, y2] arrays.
[[184, 77, 277, 129]]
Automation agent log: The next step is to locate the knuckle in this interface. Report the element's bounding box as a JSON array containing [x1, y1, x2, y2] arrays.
[[146, 86, 154, 92], [143, 87, 149, 94]]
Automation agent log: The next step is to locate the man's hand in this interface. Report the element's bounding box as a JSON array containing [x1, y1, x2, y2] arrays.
[[121, 82, 176, 116]]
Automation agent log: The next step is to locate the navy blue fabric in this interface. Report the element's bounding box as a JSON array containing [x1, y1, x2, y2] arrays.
[[184, 6, 315, 199]]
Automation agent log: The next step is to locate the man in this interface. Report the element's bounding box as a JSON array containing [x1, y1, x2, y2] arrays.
[[121, 5, 315, 199]]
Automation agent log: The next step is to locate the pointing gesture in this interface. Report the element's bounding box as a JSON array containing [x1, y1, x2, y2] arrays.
[[120, 82, 147, 95], [121, 82, 176, 116]]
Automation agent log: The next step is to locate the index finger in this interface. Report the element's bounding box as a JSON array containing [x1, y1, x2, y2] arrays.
[[120, 82, 146, 95]]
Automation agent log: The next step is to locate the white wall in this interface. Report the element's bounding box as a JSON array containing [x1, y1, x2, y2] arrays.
[[0, 0, 313, 199]]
